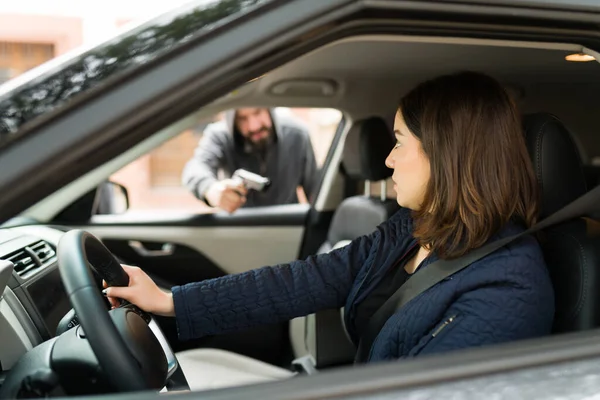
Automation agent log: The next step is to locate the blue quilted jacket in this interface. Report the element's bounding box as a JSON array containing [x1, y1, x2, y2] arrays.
[[172, 208, 555, 362]]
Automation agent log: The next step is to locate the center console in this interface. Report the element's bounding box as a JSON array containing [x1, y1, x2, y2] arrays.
[[22, 268, 71, 338]]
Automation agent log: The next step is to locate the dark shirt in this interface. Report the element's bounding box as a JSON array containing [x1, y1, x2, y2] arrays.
[[354, 245, 418, 340]]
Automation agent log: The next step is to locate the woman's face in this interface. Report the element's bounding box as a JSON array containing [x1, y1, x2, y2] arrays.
[[385, 110, 431, 210]]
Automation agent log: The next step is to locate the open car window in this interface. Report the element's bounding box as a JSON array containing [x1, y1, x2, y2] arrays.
[[107, 107, 342, 214]]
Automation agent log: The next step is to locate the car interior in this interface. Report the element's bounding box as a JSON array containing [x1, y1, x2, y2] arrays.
[[1, 30, 600, 397]]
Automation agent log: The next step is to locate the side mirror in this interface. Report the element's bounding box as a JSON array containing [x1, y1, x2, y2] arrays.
[[93, 181, 130, 215]]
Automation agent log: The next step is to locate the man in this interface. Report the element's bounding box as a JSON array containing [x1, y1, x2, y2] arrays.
[[182, 108, 318, 213]]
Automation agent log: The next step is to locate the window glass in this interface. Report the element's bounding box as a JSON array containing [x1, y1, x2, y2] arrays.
[[109, 107, 343, 212]]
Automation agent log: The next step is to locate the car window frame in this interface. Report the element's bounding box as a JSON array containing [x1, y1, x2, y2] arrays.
[[1, 1, 600, 398]]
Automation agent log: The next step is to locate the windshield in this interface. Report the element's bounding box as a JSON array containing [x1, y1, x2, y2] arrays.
[[0, 0, 271, 146]]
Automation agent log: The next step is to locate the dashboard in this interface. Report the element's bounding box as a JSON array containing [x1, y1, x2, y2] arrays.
[[0, 225, 76, 370], [0, 224, 182, 396]]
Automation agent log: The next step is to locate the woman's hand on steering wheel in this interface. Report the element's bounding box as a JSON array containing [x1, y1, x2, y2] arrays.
[[103, 265, 175, 317]]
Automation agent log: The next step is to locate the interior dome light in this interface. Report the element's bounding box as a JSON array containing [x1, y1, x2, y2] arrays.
[[565, 53, 596, 62]]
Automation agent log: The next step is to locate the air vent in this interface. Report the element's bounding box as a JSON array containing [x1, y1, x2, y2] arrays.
[[6, 249, 38, 277], [4, 240, 56, 278], [29, 240, 56, 266]]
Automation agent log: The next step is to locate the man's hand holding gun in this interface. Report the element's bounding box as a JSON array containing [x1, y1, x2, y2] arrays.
[[204, 169, 270, 213]]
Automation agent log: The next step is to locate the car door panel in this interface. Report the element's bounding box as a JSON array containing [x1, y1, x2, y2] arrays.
[[96, 228, 302, 366], [100, 238, 227, 287], [80, 204, 309, 278], [66, 204, 310, 365], [88, 224, 305, 275]]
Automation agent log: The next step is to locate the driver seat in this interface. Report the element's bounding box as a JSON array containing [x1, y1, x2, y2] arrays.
[[522, 113, 600, 333]]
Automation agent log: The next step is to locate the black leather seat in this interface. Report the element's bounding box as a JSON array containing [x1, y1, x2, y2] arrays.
[[523, 113, 600, 334], [583, 165, 600, 191], [290, 116, 398, 368], [317, 116, 399, 253]]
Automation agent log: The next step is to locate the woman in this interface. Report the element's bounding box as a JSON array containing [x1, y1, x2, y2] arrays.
[[104, 71, 554, 365]]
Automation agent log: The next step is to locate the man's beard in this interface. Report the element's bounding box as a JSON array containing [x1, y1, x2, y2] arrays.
[[246, 126, 273, 152]]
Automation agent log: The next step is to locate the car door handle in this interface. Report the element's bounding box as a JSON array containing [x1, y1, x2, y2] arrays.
[[128, 241, 175, 257]]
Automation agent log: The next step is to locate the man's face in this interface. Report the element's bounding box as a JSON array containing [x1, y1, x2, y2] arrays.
[[234, 108, 273, 148]]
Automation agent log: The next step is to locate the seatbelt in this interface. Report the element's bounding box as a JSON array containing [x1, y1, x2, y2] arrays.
[[355, 183, 600, 363]]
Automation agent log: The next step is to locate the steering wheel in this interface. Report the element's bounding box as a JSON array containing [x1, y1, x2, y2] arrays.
[[57, 230, 175, 392]]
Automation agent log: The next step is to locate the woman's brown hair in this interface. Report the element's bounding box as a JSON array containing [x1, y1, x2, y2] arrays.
[[400, 71, 539, 259]]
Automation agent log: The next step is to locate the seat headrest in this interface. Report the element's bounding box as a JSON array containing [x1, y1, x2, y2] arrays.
[[523, 113, 587, 218], [342, 117, 395, 181]]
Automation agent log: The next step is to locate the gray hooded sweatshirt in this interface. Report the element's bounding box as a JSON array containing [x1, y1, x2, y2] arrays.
[[182, 109, 318, 207]]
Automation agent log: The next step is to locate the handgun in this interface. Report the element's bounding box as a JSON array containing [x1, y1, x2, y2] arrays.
[[232, 169, 271, 192]]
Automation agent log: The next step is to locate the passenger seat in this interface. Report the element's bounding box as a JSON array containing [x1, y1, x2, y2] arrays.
[[290, 116, 398, 368], [176, 116, 398, 389], [318, 116, 398, 252]]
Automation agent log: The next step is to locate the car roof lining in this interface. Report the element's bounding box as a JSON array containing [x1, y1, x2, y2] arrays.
[[206, 34, 599, 156], [209, 34, 599, 107]]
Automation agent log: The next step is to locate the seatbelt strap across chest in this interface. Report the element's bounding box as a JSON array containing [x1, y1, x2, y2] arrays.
[[356, 184, 600, 362]]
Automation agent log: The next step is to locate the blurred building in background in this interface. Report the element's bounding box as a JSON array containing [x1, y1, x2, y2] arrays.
[[0, 0, 204, 82]]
